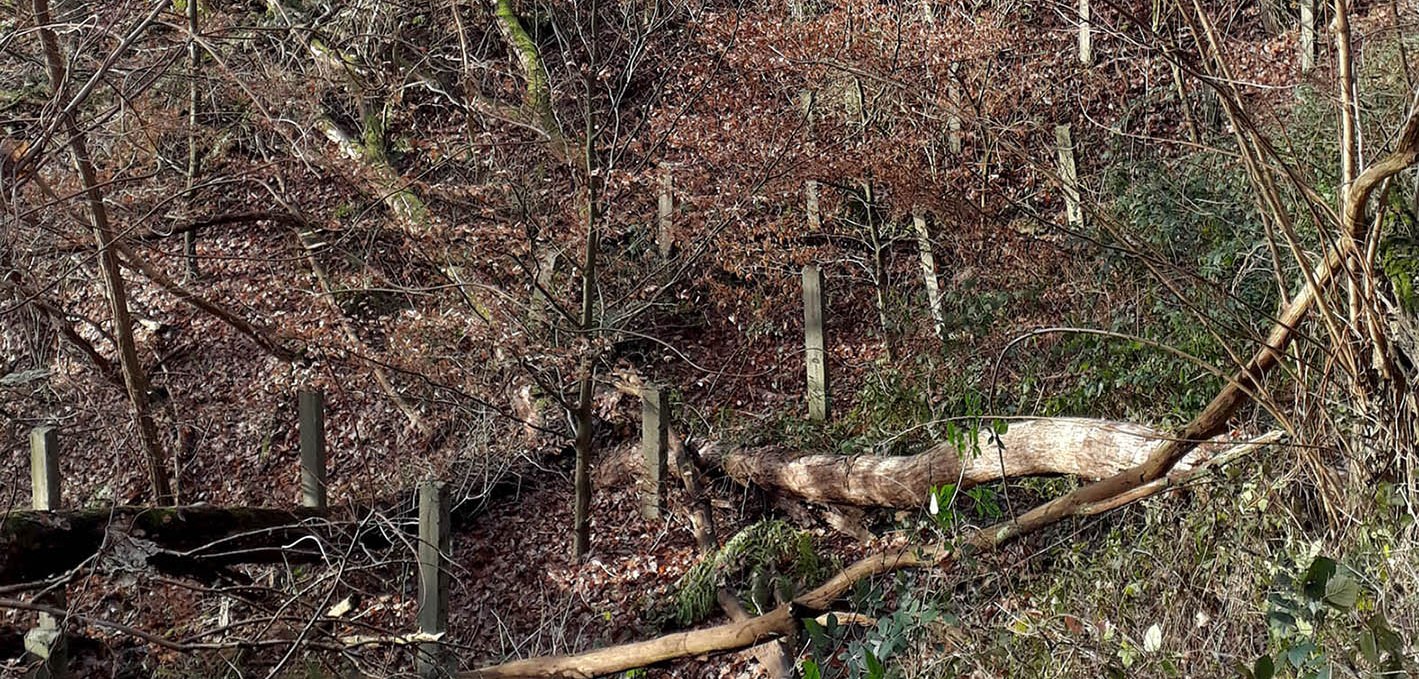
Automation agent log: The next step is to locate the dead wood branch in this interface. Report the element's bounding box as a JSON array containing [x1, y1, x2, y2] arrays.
[[465, 431, 1282, 678], [717, 418, 1208, 508]]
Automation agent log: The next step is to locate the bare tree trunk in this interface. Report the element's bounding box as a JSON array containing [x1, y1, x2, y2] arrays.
[[1170, 62, 1201, 145], [184, 0, 201, 280], [1336, 0, 1362, 334], [572, 141, 599, 560], [571, 357, 595, 559], [33, 0, 173, 503], [862, 181, 893, 359]]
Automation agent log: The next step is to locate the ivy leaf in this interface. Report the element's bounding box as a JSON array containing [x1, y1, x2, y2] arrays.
[[801, 659, 822, 679], [1323, 573, 1359, 610], [1358, 630, 1379, 665], [1253, 654, 1275, 679], [864, 649, 886, 679], [1285, 641, 1314, 667], [1302, 557, 1337, 601], [1367, 613, 1403, 653], [1143, 623, 1163, 653]]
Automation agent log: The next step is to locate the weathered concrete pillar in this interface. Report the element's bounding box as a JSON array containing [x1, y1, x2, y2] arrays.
[[26, 426, 67, 679], [416, 481, 450, 678], [299, 389, 327, 509], [913, 209, 946, 338], [640, 386, 669, 520], [844, 77, 864, 124], [946, 62, 963, 154], [30, 427, 59, 511], [657, 167, 674, 258], [802, 264, 829, 421], [1300, 0, 1316, 73], [1055, 124, 1083, 229], [805, 180, 821, 231], [1078, 0, 1093, 65]]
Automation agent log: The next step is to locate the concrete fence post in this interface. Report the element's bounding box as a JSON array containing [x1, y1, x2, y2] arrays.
[[416, 481, 450, 678], [1055, 124, 1083, 229], [299, 389, 327, 510], [26, 426, 67, 678], [640, 386, 669, 520], [657, 167, 674, 258], [1078, 0, 1093, 65], [803, 264, 829, 421]]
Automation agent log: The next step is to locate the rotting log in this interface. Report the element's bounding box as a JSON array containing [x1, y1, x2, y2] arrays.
[[717, 418, 1216, 509], [0, 470, 532, 585], [0, 505, 336, 584]]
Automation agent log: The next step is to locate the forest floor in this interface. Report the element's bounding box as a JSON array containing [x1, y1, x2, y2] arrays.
[[452, 443, 903, 677]]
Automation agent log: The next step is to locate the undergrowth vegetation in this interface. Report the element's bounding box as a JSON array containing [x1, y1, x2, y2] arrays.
[[727, 31, 1419, 678], [6, 0, 1419, 674], [783, 452, 1417, 678]]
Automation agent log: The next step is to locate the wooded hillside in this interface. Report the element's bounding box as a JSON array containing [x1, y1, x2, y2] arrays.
[[3, 0, 1418, 676]]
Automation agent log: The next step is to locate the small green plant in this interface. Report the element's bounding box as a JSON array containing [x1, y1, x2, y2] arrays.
[[801, 578, 948, 679], [926, 483, 961, 532], [670, 519, 819, 625], [1380, 235, 1419, 314], [1242, 555, 1412, 678]]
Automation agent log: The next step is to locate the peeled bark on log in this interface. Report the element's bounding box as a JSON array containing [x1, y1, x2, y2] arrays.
[[465, 432, 1281, 678], [719, 418, 1209, 509]]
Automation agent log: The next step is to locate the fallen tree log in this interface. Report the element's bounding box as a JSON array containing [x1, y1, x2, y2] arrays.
[[0, 468, 535, 585], [716, 417, 1216, 509], [609, 371, 1216, 510], [0, 505, 354, 584], [465, 93, 1418, 675], [5, 418, 1179, 586], [466, 431, 1283, 678]]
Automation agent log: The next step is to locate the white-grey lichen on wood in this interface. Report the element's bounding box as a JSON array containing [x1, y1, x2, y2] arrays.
[[1055, 124, 1083, 229], [913, 209, 946, 338]]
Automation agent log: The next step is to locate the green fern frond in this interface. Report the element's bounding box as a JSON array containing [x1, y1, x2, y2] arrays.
[[672, 519, 806, 625]]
